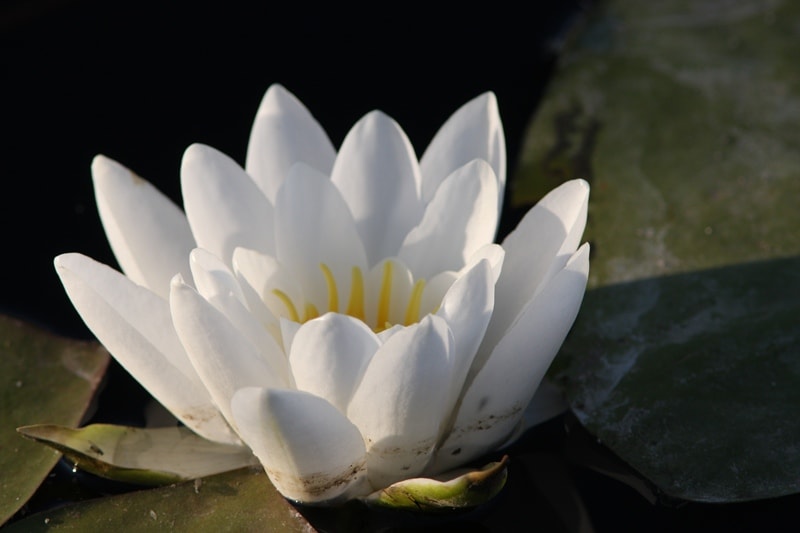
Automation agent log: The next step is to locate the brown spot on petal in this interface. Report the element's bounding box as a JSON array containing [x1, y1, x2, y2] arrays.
[[266, 459, 367, 500]]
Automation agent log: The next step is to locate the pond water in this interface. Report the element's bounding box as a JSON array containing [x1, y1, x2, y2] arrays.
[[3, 0, 798, 530]]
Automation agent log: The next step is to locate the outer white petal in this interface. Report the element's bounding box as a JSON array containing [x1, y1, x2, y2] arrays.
[[331, 111, 423, 265], [54, 253, 236, 444], [181, 143, 275, 263], [398, 159, 498, 279], [169, 276, 289, 433], [481, 179, 589, 360], [231, 387, 369, 503], [92, 155, 195, 299], [348, 315, 454, 489], [245, 84, 336, 203], [275, 163, 368, 313], [432, 244, 589, 473], [419, 92, 506, 214], [289, 313, 380, 412], [496, 378, 569, 450], [435, 259, 495, 430], [189, 248, 290, 382]]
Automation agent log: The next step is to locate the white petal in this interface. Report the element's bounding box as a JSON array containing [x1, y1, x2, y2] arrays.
[[331, 111, 423, 265], [92, 155, 195, 299], [364, 258, 413, 331], [348, 315, 454, 488], [376, 323, 405, 343], [497, 378, 569, 450], [435, 259, 495, 428], [54, 253, 236, 444], [419, 270, 458, 317], [398, 159, 498, 279], [461, 243, 505, 284], [433, 244, 589, 473], [231, 387, 368, 503], [275, 163, 368, 313], [289, 313, 380, 412], [181, 143, 275, 263], [169, 276, 289, 433], [419, 92, 506, 214], [190, 249, 290, 382], [232, 247, 296, 328], [482, 179, 589, 356], [245, 84, 336, 203], [189, 248, 246, 305], [278, 317, 301, 354]]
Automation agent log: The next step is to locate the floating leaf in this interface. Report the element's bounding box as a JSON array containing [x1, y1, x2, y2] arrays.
[[554, 256, 800, 502], [513, 0, 800, 503], [17, 423, 258, 486], [0, 314, 109, 525], [3, 467, 313, 532], [513, 0, 800, 285]]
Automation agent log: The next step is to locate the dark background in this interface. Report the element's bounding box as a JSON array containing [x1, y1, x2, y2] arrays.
[[3, 1, 796, 531], [1, 0, 582, 340]]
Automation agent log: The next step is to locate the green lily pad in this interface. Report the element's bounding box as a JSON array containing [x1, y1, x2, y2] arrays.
[[17, 424, 258, 486], [513, 0, 800, 503], [513, 0, 800, 284], [3, 467, 313, 532], [0, 314, 109, 525], [552, 256, 800, 502]]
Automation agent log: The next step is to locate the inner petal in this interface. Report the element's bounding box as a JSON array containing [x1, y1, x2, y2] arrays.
[[274, 163, 368, 314]]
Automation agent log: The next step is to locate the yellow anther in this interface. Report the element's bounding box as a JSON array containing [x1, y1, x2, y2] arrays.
[[304, 303, 320, 322], [319, 263, 338, 312], [374, 321, 393, 333], [346, 267, 365, 321], [404, 279, 426, 325], [272, 289, 300, 322], [376, 261, 393, 330]]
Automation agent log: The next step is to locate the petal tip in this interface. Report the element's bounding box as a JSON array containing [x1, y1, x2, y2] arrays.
[[91, 154, 127, 184], [170, 272, 187, 289]]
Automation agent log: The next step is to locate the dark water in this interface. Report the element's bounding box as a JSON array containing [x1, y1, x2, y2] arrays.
[[3, 1, 798, 530]]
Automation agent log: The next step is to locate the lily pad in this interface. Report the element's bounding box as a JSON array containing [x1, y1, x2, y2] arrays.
[[513, 0, 800, 503], [3, 467, 313, 532], [0, 314, 109, 525], [552, 256, 800, 502], [17, 424, 258, 486], [513, 0, 800, 284]]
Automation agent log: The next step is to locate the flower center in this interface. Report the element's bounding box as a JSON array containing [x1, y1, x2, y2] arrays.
[[271, 262, 427, 332]]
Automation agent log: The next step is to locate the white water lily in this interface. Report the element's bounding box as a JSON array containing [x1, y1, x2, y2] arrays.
[[54, 84, 589, 505]]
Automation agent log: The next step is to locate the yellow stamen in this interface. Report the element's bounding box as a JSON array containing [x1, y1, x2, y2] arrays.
[[272, 289, 300, 322], [304, 303, 320, 322], [346, 267, 365, 320], [404, 279, 426, 325], [377, 261, 393, 330], [319, 263, 338, 312]]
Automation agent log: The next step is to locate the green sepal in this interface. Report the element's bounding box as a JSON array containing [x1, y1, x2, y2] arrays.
[[364, 455, 509, 512], [17, 423, 258, 485]]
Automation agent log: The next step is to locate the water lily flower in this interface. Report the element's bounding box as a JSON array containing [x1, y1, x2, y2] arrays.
[[52, 84, 589, 506]]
